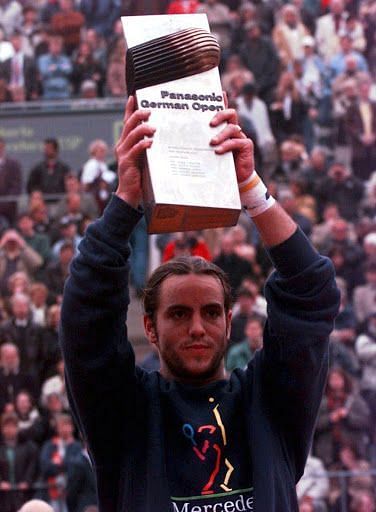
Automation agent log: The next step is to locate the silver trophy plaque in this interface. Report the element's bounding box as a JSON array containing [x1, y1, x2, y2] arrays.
[[122, 14, 241, 234]]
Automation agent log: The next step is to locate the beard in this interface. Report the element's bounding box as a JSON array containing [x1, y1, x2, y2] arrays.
[[156, 331, 228, 385]]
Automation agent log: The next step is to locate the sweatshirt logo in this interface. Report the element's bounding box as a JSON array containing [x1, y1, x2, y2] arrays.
[[182, 397, 234, 496]]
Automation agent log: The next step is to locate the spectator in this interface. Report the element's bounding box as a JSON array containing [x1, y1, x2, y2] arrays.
[[296, 453, 329, 512], [0, 0, 22, 38], [0, 230, 43, 295], [30, 283, 49, 328], [213, 233, 256, 297], [314, 367, 371, 466], [40, 413, 81, 512], [7, 271, 31, 298], [315, 0, 348, 63], [0, 29, 38, 100], [345, 75, 376, 181], [80, 0, 121, 38], [51, 218, 82, 261], [27, 138, 71, 197], [42, 306, 63, 381], [43, 242, 74, 303], [329, 32, 368, 80], [21, 6, 40, 52], [80, 139, 116, 213], [70, 41, 104, 97], [24, 392, 67, 447], [236, 81, 277, 181], [270, 71, 307, 144], [14, 390, 40, 437], [162, 231, 211, 263], [105, 37, 126, 97], [0, 137, 22, 225], [229, 3, 258, 52], [41, 358, 68, 411], [50, 0, 85, 56], [40, 0, 60, 25], [272, 4, 309, 67], [229, 287, 262, 344], [356, 312, 376, 440], [353, 261, 376, 325], [221, 54, 254, 103], [0, 343, 37, 414], [319, 218, 364, 293], [66, 444, 98, 512], [0, 412, 39, 512], [345, 15, 367, 53], [302, 147, 329, 195], [359, 172, 376, 220], [82, 29, 106, 69], [0, 293, 46, 385], [277, 188, 312, 236], [226, 315, 263, 371], [166, 0, 199, 14], [238, 20, 280, 105], [37, 34, 72, 100], [271, 139, 306, 186], [314, 162, 364, 222], [196, 0, 232, 51], [349, 492, 376, 512], [17, 213, 51, 266], [53, 175, 99, 222]]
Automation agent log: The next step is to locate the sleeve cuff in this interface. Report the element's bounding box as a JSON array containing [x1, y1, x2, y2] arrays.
[[266, 227, 320, 278], [101, 194, 144, 239]]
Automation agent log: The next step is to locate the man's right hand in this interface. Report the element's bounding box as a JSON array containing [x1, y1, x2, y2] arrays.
[[115, 95, 155, 208]]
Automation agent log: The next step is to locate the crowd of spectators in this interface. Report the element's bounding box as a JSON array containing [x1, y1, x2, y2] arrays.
[[0, 0, 375, 511]]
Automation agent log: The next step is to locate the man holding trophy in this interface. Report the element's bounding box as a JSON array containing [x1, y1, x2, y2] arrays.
[[60, 93, 340, 511]]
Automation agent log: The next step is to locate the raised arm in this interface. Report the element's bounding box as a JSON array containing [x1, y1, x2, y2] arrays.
[[60, 97, 153, 467], [210, 106, 340, 479]]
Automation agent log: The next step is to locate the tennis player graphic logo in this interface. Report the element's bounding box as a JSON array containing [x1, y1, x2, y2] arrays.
[[182, 397, 234, 495]]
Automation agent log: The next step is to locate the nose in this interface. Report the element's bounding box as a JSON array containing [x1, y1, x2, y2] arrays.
[[188, 312, 206, 339]]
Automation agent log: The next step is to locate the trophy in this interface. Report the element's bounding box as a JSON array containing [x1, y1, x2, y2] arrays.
[[122, 14, 241, 234]]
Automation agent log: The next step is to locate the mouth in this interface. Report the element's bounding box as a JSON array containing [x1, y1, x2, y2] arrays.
[[184, 344, 211, 351]]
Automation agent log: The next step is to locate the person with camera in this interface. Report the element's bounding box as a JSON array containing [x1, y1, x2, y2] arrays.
[[60, 96, 340, 512]]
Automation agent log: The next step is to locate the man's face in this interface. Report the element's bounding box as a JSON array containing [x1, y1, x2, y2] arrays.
[[11, 35, 22, 53], [1, 347, 19, 371], [330, 0, 344, 15], [12, 298, 29, 320], [18, 215, 33, 235], [144, 274, 231, 385], [44, 142, 57, 160], [1, 422, 18, 442], [49, 37, 63, 56]]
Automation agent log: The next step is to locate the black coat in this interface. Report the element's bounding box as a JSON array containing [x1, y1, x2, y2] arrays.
[[0, 320, 46, 385], [0, 369, 37, 413], [0, 439, 39, 512], [27, 159, 70, 195], [0, 56, 38, 100]]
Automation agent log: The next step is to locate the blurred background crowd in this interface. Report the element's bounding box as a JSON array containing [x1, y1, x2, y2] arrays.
[[0, 0, 375, 511]]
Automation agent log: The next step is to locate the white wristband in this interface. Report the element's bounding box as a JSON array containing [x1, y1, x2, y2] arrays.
[[238, 170, 275, 217]]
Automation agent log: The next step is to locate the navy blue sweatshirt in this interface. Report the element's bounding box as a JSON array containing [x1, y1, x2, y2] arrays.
[[60, 195, 340, 512]]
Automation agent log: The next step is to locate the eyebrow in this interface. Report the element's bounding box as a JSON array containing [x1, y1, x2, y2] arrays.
[[165, 302, 224, 313]]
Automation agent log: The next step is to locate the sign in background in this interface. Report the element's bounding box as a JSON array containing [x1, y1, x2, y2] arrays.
[[0, 100, 125, 190]]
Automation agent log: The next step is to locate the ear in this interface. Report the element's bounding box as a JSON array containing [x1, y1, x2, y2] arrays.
[[143, 315, 158, 346], [226, 309, 232, 340]]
